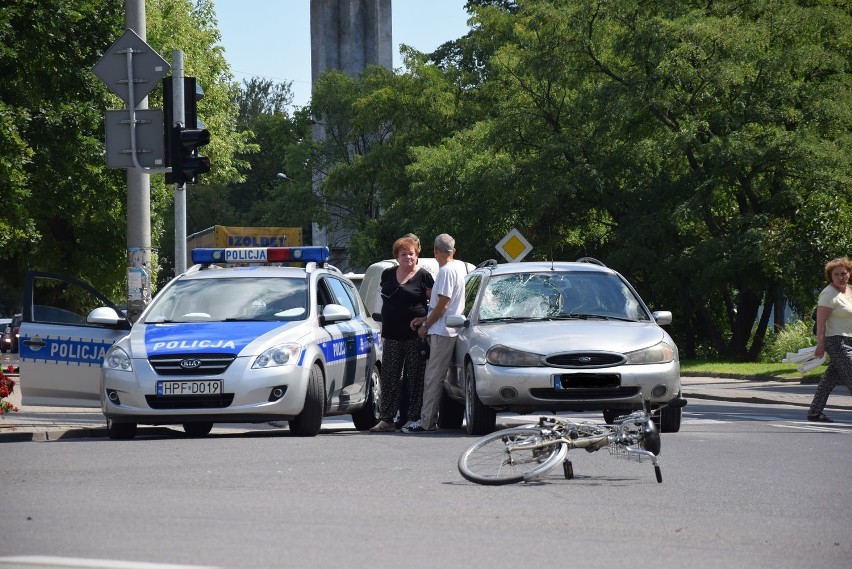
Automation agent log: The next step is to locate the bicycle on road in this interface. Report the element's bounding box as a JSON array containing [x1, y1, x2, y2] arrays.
[[458, 398, 687, 485]]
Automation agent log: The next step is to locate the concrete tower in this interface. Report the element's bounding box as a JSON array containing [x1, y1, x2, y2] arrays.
[[310, 0, 392, 270]]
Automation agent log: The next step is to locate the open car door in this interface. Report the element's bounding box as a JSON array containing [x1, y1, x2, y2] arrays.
[[19, 272, 131, 407]]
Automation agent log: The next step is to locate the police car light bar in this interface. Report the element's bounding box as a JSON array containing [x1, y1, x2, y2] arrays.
[[191, 246, 331, 265]]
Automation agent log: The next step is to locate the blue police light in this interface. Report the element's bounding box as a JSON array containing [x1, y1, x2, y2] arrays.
[[191, 247, 330, 265]]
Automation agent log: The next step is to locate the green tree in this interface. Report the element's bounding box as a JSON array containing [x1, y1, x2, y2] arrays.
[[402, 0, 852, 360], [0, 0, 255, 302]]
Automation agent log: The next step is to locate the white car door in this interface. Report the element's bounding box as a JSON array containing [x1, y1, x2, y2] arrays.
[[19, 272, 131, 407]]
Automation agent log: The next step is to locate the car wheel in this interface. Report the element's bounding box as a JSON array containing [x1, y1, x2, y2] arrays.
[[106, 418, 137, 440], [464, 361, 496, 435], [656, 401, 682, 433], [351, 363, 381, 431], [183, 422, 213, 437], [438, 386, 464, 429], [289, 363, 325, 437]]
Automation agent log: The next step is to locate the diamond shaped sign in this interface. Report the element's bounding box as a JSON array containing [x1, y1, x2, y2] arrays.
[[496, 229, 533, 263], [92, 29, 169, 109]]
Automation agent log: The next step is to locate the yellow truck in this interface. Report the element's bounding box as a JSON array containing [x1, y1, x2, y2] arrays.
[[186, 225, 303, 265]]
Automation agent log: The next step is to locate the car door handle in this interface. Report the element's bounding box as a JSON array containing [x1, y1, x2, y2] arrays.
[[24, 338, 45, 349]]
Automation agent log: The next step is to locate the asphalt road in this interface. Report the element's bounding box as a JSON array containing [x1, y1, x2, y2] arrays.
[[1, 399, 850, 569]]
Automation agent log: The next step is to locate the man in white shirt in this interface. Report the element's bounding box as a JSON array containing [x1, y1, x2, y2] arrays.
[[404, 234, 467, 433]]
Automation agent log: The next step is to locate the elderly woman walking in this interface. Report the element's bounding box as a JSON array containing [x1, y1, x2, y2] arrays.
[[807, 257, 852, 423]]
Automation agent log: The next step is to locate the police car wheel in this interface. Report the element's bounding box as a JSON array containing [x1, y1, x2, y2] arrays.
[[183, 422, 214, 437], [289, 363, 325, 437], [107, 419, 137, 440], [351, 364, 381, 431]]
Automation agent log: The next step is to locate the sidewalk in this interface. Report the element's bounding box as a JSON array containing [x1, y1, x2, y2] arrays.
[[2, 373, 851, 442]]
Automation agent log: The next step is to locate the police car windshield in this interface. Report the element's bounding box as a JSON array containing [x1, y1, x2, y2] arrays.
[[143, 277, 308, 323], [477, 271, 650, 322]]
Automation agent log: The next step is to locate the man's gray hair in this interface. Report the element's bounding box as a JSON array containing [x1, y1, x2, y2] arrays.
[[434, 233, 455, 253]]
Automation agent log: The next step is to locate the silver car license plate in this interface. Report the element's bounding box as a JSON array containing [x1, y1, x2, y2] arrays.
[[156, 380, 223, 396]]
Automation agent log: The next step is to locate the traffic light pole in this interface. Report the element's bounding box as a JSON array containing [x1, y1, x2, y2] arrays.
[[125, 0, 152, 323], [172, 50, 188, 275]]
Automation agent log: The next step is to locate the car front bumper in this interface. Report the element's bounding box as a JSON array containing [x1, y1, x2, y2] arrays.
[[472, 361, 681, 413], [101, 356, 312, 424]]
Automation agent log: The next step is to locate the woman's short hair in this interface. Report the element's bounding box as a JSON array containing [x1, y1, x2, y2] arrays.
[[824, 257, 852, 281], [393, 235, 421, 257]]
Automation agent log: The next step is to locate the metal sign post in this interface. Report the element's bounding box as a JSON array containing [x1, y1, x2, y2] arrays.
[[172, 51, 188, 275]]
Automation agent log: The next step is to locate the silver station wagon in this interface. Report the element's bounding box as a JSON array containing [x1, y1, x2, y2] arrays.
[[438, 258, 682, 435]]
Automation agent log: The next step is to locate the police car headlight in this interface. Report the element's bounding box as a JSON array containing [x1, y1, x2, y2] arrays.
[[105, 346, 132, 371], [486, 345, 544, 367], [624, 341, 676, 365], [253, 343, 301, 369]]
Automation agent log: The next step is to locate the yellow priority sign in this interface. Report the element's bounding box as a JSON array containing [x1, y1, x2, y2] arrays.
[[496, 229, 533, 263]]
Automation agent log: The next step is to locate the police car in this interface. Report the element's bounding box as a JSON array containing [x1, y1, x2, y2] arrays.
[[19, 246, 382, 438]]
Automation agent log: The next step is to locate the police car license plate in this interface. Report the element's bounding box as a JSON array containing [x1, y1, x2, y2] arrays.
[[156, 380, 223, 396]]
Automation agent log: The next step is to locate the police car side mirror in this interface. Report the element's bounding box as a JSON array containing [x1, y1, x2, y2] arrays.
[[372, 312, 382, 322], [446, 314, 468, 328], [321, 304, 352, 325], [87, 306, 123, 326]]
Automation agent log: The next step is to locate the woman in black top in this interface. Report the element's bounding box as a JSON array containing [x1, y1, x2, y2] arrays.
[[370, 235, 434, 432]]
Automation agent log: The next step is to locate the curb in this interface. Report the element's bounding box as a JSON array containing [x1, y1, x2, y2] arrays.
[[0, 425, 176, 443]]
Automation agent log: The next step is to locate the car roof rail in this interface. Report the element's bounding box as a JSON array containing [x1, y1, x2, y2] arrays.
[[476, 259, 499, 269], [576, 257, 607, 267]]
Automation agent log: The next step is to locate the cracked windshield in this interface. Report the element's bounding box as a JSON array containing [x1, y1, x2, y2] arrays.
[[478, 272, 649, 322]]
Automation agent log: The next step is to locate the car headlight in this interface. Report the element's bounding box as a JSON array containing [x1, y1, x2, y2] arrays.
[[624, 341, 676, 365], [104, 346, 132, 371], [253, 343, 301, 369], [486, 344, 543, 367]]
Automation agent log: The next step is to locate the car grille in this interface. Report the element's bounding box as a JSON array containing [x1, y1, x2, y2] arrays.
[[530, 386, 641, 400], [145, 394, 235, 409], [148, 353, 236, 376], [544, 352, 625, 368]]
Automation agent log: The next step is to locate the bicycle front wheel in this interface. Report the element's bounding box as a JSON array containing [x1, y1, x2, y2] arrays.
[[458, 427, 566, 485]]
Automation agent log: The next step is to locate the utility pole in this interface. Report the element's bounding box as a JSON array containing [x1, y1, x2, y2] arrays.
[[124, 0, 152, 322]]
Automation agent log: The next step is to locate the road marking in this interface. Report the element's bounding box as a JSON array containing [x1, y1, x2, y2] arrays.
[[0, 557, 219, 569], [773, 423, 852, 434]]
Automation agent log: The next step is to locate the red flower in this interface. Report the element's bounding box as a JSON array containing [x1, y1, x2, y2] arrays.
[[0, 370, 19, 415]]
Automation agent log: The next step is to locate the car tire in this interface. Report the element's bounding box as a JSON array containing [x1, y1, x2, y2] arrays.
[[183, 422, 214, 437], [464, 361, 496, 436], [289, 363, 325, 437], [351, 364, 381, 431], [655, 396, 682, 433], [107, 418, 137, 440], [438, 387, 464, 429]]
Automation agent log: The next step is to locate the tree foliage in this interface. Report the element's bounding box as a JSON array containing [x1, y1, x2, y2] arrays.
[[0, 0, 254, 306], [2, 0, 849, 363], [303, 0, 852, 360]]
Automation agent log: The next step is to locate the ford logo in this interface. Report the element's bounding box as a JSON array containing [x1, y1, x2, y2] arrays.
[[180, 359, 202, 369], [579, 356, 592, 364]]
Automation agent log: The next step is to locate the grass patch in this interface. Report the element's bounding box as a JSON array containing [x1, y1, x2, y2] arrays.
[[680, 359, 825, 382]]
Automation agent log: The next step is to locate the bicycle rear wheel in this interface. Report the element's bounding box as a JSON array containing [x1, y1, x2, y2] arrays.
[[458, 427, 566, 485]]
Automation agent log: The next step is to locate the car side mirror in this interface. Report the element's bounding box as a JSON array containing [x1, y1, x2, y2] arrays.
[[87, 306, 123, 326], [372, 312, 383, 322], [321, 303, 352, 325], [445, 314, 468, 328], [652, 311, 672, 326]]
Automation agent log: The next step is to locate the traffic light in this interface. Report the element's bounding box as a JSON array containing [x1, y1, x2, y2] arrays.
[[163, 76, 210, 185]]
